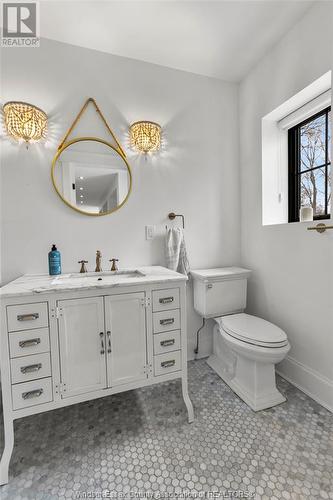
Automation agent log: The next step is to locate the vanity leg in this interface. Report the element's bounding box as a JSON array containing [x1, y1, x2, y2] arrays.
[[0, 412, 14, 485], [182, 376, 194, 423]]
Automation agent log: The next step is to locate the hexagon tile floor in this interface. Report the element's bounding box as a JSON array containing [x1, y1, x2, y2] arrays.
[[1, 359, 332, 500]]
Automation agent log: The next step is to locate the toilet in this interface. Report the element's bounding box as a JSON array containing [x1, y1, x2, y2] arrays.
[[191, 267, 290, 411]]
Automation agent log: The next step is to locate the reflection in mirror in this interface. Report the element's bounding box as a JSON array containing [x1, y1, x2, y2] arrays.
[[52, 139, 131, 215]]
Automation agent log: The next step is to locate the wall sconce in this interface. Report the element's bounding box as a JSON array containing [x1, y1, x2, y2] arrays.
[[130, 121, 161, 153], [3, 101, 47, 144]]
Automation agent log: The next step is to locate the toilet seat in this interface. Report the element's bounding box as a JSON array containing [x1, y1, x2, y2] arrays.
[[216, 313, 288, 348]]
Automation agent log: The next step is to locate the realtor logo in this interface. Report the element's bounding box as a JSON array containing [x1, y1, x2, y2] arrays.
[[1, 1, 40, 46]]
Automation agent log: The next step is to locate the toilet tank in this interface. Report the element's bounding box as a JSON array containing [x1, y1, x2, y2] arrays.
[[191, 267, 252, 318]]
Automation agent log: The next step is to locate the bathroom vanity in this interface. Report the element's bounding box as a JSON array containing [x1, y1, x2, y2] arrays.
[[0, 266, 194, 485]]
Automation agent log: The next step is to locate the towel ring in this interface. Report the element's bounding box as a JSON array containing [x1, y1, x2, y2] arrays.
[[168, 212, 185, 228]]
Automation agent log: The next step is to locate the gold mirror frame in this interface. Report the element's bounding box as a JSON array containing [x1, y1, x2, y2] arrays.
[[51, 136, 132, 217]]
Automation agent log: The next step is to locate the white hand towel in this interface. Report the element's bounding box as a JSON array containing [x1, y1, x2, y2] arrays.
[[165, 227, 190, 276]]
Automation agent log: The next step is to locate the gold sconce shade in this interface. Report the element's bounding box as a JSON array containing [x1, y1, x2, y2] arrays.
[[130, 121, 161, 153], [3, 101, 47, 143]]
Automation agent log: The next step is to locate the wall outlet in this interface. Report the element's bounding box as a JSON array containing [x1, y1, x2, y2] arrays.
[[145, 225, 155, 240]]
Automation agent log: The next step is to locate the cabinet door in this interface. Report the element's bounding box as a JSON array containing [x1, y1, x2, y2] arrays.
[[104, 292, 147, 387], [58, 297, 107, 398]]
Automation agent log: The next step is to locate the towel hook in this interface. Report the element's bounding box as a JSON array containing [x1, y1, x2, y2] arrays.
[[168, 212, 185, 228]]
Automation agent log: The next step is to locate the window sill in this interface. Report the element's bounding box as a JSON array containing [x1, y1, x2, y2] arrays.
[[262, 217, 331, 229]]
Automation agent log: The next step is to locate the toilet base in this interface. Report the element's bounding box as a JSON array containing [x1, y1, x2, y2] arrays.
[[207, 353, 286, 412]]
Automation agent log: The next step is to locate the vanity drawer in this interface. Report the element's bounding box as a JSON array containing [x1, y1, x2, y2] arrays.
[[153, 330, 181, 355], [7, 302, 49, 332], [152, 288, 180, 312], [12, 377, 53, 410], [9, 328, 50, 358], [10, 352, 51, 384], [154, 350, 181, 376], [153, 309, 180, 333]]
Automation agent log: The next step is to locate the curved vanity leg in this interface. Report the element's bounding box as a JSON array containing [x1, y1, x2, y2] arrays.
[[182, 376, 194, 423], [0, 413, 14, 485]]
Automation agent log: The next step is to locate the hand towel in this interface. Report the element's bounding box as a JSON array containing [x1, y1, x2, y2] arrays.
[[165, 227, 190, 276]]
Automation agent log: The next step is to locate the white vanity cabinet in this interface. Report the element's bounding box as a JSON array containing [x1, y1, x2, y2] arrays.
[[0, 267, 194, 485], [58, 296, 107, 398], [58, 293, 147, 397], [104, 292, 147, 387]]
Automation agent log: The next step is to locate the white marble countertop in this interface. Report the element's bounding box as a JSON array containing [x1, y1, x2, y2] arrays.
[[0, 266, 187, 298]]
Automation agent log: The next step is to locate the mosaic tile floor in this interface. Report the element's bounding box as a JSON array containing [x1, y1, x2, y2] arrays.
[[0, 359, 332, 500]]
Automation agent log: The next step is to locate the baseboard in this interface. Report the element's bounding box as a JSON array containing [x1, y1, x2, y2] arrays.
[[277, 355, 333, 413]]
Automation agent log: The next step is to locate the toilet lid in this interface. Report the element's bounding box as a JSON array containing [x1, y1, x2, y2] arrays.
[[219, 313, 288, 348]]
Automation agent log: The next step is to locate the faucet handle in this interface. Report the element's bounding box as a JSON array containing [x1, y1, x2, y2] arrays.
[[95, 250, 102, 273], [109, 258, 119, 271], [78, 260, 88, 273]]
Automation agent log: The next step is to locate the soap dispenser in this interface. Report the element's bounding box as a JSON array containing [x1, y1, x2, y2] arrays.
[[48, 244, 61, 275]]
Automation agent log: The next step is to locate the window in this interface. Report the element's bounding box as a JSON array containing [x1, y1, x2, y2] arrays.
[[288, 107, 331, 222]]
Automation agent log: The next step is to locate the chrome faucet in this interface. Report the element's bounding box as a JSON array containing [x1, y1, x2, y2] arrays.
[[95, 250, 102, 272]]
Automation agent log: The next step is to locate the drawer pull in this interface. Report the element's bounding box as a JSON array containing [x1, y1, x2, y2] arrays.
[[20, 363, 42, 374], [22, 388, 44, 400], [19, 338, 41, 348], [159, 297, 174, 304], [17, 313, 39, 322], [160, 318, 174, 326], [160, 339, 175, 347], [161, 359, 176, 368]]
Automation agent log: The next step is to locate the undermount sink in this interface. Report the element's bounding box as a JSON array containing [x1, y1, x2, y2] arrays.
[[51, 269, 146, 285]]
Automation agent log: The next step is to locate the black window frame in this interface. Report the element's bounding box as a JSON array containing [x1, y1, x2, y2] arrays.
[[288, 106, 331, 222]]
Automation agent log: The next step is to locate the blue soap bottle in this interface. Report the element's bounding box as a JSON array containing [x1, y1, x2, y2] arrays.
[[48, 244, 61, 275]]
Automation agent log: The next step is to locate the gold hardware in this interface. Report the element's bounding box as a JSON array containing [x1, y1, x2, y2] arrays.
[[58, 97, 125, 157], [78, 260, 88, 273], [130, 121, 161, 153], [95, 250, 102, 272], [109, 258, 119, 271], [168, 212, 185, 228], [307, 223, 333, 234], [51, 136, 132, 217], [3, 101, 47, 144]]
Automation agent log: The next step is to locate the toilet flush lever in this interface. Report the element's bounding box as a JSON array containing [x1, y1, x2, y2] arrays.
[[207, 284, 213, 289]]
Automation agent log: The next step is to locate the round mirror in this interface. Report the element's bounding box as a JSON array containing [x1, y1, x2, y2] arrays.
[[51, 137, 132, 216]]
